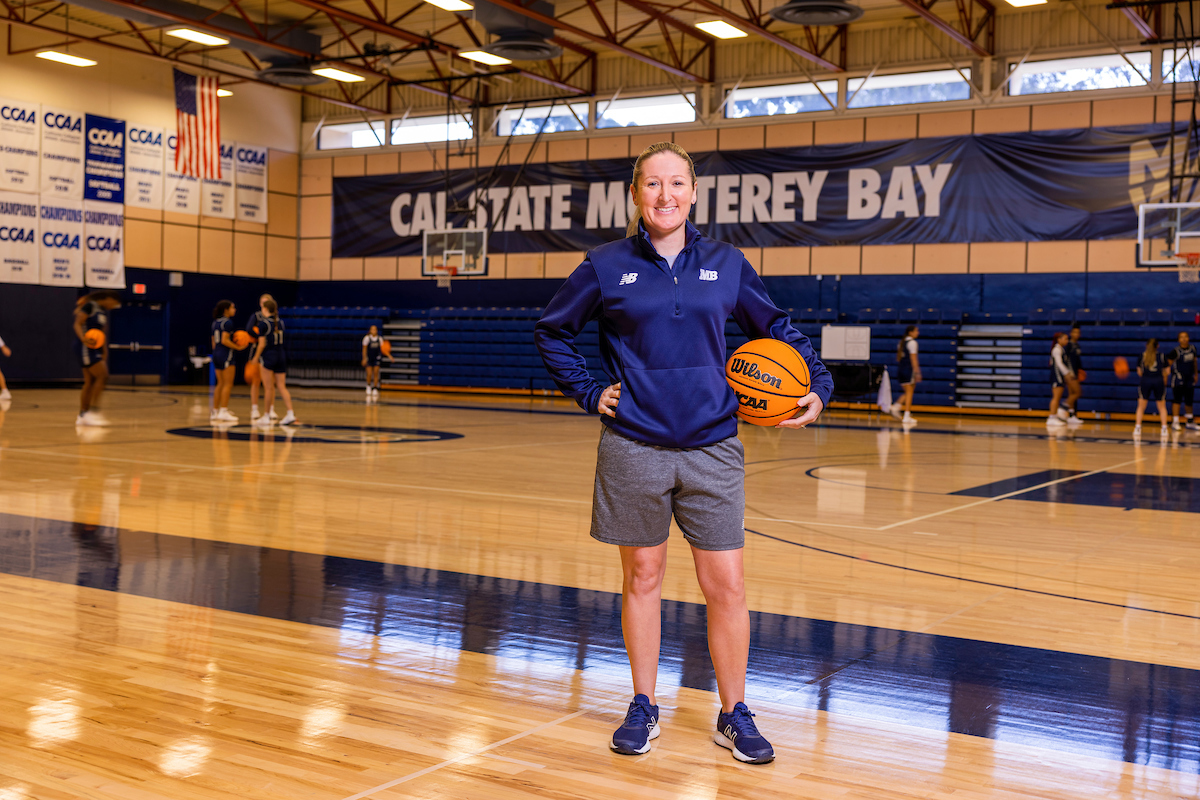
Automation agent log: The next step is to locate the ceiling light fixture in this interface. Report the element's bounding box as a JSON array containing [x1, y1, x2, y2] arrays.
[[424, 0, 474, 10], [694, 20, 748, 39], [312, 67, 366, 82], [35, 51, 97, 67], [1002, 0, 1046, 6], [217, 89, 233, 97], [458, 49, 512, 66], [166, 28, 230, 46]]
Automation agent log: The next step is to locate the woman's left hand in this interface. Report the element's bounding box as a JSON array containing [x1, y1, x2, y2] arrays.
[[777, 392, 824, 429]]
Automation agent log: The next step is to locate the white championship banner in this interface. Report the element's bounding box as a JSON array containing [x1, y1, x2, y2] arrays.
[[40, 106, 84, 200], [126, 124, 164, 210], [0, 190, 40, 283], [0, 97, 40, 194], [165, 131, 200, 215], [39, 198, 84, 287], [234, 143, 268, 223], [201, 141, 235, 219], [84, 200, 125, 288]]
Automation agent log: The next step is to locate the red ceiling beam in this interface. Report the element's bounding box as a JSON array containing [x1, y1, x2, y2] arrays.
[[893, 0, 990, 57], [1120, 6, 1158, 40]]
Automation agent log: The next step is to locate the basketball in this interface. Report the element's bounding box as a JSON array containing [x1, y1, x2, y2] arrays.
[[83, 329, 105, 349], [380, 339, 392, 357], [244, 361, 260, 384], [232, 330, 252, 348], [725, 339, 811, 426], [1077, 369, 1086, 382], [1113, 357, 1130, 379]]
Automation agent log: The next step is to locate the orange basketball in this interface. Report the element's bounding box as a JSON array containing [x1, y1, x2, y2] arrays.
[[1077, 369, 1087, 382], [244, 361, 260, 384], [725, 339, 811, 426], [1114, 357, 1130, 379], [232, 330, 252, 348], [380, 339, 392, 357], [84, 329, 105, 349]]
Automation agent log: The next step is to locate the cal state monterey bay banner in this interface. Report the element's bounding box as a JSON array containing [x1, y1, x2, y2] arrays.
[[0, 97, 40, 193], [84, 114, 125, 203], [84, 200, 125, 288], [0, 190, 40, 283], [332, 123, 1200, 258]]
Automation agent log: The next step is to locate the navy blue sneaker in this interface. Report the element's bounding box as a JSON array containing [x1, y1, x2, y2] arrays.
[[610, 694, 660, 755], [714, 702, 774, 764]]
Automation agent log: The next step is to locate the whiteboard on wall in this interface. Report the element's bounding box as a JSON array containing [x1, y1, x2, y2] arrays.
[[821, 325, 871, 361]]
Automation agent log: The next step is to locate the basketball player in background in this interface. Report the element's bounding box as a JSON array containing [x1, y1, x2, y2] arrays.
[[1134, 337, 1170, 439], [1047, 332, 1073, 429], [536, 142, 832, 765], [1058, 325, 1084, 426], [889, 325, 919, 425], [73, 291, 121, 426], [361, 324, 391, 399], [247, 293, 276, 422], [250, 298, 297, 426], [1167, 331, 1196, 431], [210, 300, 245, 423]]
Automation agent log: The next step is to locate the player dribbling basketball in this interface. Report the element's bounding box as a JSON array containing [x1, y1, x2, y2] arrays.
[[362, 324, 391, 398], [73, 291, 121, 426], [535, 142, 833, 765]]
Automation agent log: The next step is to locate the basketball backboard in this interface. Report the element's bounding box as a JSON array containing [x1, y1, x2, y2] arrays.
[[422, 229, 487, 281]]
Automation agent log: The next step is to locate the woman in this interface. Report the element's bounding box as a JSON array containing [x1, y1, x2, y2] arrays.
[[361, 324, 392, 398], [1134, 338, 1170, 438], [246, 293, 276, 422], [889, 325, 920, 425], [210, 300, 246, 423], [1167, 331, 1196, 431], [1060, 325, 1083, 425], [1046, 332, 1073, 429], [250, 298, 297, 426], [73, 290, 121, 426], [535, 142, 832, 764]]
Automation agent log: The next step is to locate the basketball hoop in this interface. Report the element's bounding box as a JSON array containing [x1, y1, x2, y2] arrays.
[[1180, 252, 1200, 284], [434, 265, 458, 290]]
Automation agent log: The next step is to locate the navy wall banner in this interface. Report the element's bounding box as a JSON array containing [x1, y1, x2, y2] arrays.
[[332, 123, 1200, 259], [83, 114, 125, 204]]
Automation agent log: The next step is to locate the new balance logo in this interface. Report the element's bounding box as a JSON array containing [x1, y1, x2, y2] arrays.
[[724, 725, 738, 741], [619, 272, 638, 285], [699, 269, 718, 281]]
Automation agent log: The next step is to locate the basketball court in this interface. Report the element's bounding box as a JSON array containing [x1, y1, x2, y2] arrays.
[[1, 385, 1197, 798]]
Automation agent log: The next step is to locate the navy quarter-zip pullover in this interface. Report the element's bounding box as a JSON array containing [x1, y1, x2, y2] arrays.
[[535, 222, 833, 448]]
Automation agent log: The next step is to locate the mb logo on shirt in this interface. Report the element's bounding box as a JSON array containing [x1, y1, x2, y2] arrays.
[[619, 273, 638, 285], [699, 269, 718, 281]]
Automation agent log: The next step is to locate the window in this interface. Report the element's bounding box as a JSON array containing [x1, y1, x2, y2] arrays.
[[317, 120, 386, 150], [390, 113, 473, 145], [847, 69, 972, 109], [1163, 46, 1200, 83], [1008, 52, 1150, 96], [596, 93, 695, 129], [495, 103, 588, 136], [725, 81, 837, 119]]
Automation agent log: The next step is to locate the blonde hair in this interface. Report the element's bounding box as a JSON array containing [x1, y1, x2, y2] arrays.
[[1143, 338, 1158, 370], [626, 142, 697, 238]]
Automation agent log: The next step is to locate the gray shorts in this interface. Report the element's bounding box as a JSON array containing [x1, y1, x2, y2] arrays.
[[590, 426, 745, 551]]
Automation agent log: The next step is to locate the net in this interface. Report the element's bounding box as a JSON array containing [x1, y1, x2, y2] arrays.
[[1182, 252, 1200, 284], [433, 264, 458, 290]]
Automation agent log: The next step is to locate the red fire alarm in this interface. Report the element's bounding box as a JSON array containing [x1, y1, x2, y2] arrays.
[[133, 283, 146, 295]]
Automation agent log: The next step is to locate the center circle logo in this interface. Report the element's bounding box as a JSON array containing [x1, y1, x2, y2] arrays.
[[166, 424, 463, 444]]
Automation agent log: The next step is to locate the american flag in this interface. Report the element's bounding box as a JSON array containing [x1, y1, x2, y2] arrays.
[[173, 68, 221, 179]]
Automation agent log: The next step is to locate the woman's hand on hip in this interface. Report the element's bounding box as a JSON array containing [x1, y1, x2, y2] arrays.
[[777, 392, 823, 429], [598, 383, 621, 417]]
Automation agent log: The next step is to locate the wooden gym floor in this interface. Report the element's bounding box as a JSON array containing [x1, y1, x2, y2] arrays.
[[0, 386, 1197, 799]]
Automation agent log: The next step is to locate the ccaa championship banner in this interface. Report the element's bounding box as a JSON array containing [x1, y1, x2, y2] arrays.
[[332, 122, 1200, 259], [0, 97, 270, 286]]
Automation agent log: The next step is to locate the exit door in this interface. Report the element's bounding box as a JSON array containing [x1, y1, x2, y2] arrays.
[[107, 301, 168, 384]]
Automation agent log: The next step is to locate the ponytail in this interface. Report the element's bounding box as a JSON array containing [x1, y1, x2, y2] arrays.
[[897, 325, 917, 362], [1143, 338, 1158, 370], [626, 141, 697, 238]]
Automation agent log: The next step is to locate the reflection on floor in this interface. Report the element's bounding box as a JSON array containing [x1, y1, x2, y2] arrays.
[[955, 470, 1200, 513], [4, 511, 1197, 773]]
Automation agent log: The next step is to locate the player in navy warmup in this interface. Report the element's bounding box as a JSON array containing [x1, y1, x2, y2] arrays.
[[210, 300, 245, 423], [246, 293, 275, 422], [1134, 338, 1170, 439], [888, 325, 919, 425], [1058, 325, 1083, 425], [250, 298, 296, 426], [361, 325, 392, 399], [73, 291, 121, 427], [1167, 331, 1197, 431]]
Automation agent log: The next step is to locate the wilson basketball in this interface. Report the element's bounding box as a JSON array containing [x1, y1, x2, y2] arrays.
[[1113, 357, 1130, 379], [232, 330, 252, 348], [244, 361, 260, 384], [725, 339, 811, 426], [83, 329, 105, 349], [380, 339, 392, 357]]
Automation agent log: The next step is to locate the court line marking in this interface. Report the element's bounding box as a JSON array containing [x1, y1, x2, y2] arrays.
[[338, 710, 584, 800], [875, 457, 1143, 531], [479, 753, 546, 769]]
